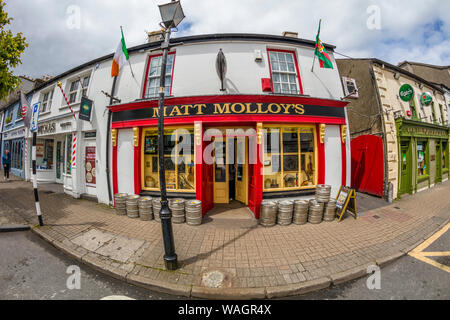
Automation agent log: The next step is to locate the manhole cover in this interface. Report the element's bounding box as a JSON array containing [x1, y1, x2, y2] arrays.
[[201, 270, 231, 288]]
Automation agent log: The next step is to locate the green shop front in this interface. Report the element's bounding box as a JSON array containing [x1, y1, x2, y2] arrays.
[[396, 118, 449, 197]]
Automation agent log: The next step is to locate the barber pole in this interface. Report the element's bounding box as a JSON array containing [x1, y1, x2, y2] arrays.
[[72, 135, 77, 168]]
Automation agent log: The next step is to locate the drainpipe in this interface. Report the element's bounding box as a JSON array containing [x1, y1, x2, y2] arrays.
[[106, 76, 118, 205], [369, 63, 390, 201]]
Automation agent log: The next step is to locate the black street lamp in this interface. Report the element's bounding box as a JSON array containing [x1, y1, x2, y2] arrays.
[[156, 0, 185, 271]]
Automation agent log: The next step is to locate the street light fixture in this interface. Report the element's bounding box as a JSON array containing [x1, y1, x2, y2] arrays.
[[156, 0, 185, 271]]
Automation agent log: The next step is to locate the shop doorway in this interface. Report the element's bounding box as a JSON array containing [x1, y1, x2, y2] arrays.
[[399, 140, 412, 195], [213, 133, 249, 205], [84, 142, 97, 196], [56, 140, 63, 183], [436, 143, 442, 183]]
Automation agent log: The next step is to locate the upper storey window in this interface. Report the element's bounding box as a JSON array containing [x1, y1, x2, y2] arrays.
[[144, 53, 175, 99], [68, 75, 91, 104], [268, 50, 303, 95]]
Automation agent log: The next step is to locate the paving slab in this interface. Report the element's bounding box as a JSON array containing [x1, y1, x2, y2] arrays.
[[71, 228, 115, 252], [95, 235, 145, 263]]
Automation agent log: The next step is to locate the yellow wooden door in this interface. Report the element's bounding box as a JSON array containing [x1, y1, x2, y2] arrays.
[[235, 136, 248, 204], [213, 137, 229, 203]]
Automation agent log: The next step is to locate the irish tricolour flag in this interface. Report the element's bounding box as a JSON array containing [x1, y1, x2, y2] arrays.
[[314, 21, 333, 69], [111, 29, 129, 77]]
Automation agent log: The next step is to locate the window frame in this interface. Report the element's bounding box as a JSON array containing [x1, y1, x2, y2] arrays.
[[40, 88, 54, 114], [142, 52, 176, 99], [63, 72, 92, 108], [341, 77, 359, 99], [266, 48, 303, 95], [262, 124, 317, 191]]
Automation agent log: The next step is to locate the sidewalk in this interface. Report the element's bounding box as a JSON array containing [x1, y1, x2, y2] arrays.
[[0, 177, 449, 299]]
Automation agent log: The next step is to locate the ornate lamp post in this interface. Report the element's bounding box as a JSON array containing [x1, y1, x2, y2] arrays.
[[156, 0, 185, 271]]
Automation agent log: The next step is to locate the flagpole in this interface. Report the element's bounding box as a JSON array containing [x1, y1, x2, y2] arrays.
[[311, 19, 321, 73], [120, 26, 136, 80]]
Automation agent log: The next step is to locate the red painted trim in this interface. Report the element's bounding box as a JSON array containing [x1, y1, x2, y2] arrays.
[[109, 94, 348, 113], [142, 52, 176, 99], [112, 115, 346, 129], [134, 127, 141, 195], [341, 128, 347, 186], [266, 48, 304, 95], [112, 143, 118, 196], [316, 125, 325, 185]]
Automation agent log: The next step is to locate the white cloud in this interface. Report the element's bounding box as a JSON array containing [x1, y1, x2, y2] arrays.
[[5, 0, 450, 78]]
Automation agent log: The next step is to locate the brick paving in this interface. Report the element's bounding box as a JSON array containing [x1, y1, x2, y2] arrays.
[[0, 176, 449, 298]]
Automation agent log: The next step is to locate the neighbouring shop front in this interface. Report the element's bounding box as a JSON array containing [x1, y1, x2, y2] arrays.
[[396, 118, 449, 197], [109, 95, 349, 217], [2, 127, 26, 178]]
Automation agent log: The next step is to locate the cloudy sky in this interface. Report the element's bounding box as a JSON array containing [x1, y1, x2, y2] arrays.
[[5, 0, 450, 78]]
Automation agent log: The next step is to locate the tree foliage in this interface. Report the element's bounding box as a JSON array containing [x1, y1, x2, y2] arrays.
[[0, 0, 28, 101]]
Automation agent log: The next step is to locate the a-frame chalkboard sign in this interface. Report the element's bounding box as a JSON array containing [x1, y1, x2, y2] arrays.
[[335, 186, 357, 222]]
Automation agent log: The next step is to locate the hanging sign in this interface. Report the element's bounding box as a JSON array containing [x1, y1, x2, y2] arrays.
[[399, 84, 414, 102], [79, 97, 93, 121], [420, 92, 433, 106], [335, 186, 357, 222]]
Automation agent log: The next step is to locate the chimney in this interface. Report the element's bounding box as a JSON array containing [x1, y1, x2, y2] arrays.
[[282, 31, 298, 38], [147, 30, 164, 43]]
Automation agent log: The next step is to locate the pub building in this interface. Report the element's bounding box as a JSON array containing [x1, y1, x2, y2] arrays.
[[337, 58, 449, 201], [109, 32, 350, 216]]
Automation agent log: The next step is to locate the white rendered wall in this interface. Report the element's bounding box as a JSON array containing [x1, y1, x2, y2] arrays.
[[116, 128, 134, 195], [324, 125, 342, 198]]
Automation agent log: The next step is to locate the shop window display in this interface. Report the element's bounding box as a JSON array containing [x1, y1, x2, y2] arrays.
[[263, 126, 316, 190], [142, 127, 195, 192], [417, 140, 427, 177], [36, 139, 54, 170]]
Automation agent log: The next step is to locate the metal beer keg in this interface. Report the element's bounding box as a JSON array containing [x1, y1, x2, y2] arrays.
[[293, 200, 309, 225], [277, 200, 294, 226], [185, 200, 202, 226], [152, 197, 162, 222], [114, 193, 128, 216], [323, 199, 337, 222], [259, 200, 277, 227], [315, 184, 331, 203], [169, 198, 186, 224], [138, 196, 153, 221], [126, 195, 140, 218], [308, 199, 324, 224]]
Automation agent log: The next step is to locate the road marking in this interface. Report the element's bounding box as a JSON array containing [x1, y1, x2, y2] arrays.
[[408, 222, 450, 273]]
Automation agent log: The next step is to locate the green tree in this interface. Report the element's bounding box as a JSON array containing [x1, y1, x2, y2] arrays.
[[0, 0, 28, 101]]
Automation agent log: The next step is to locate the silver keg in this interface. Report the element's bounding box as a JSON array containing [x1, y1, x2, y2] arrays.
[[323, 199, 337, 222], [169, 198, 186, 224], [308, 199, 324, 224], [185, 200, 202, 226], [315, 184, 331, 203], [126, 195, 140, 218], [277, 200, 294, 226], [259, 200, 277, 227], [114, 193, 128, 216], [138, 196, 153, 221], [152, 197, 162, 222], [293, 200, 309, 225]]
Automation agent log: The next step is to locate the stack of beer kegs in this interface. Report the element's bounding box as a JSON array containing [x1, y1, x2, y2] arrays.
[[152, 198, 162, 222], [138, 197, 153, 221], [293, 200, 309, 225], [323, 199, 337, 222], [169, 198, 186, 224], [308, 199, 324, 224], [277, 200, 294, 226], [114, 193, 128, 216], [185, 200, 202, 226], [259, 200, 277, 227], [126, 195, 140, 218]]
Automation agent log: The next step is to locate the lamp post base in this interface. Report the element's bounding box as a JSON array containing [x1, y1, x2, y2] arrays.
[[163, 254, 178, 271]]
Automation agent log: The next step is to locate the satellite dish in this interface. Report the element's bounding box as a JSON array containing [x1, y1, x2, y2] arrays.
[[215, 49, 227, 91]]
